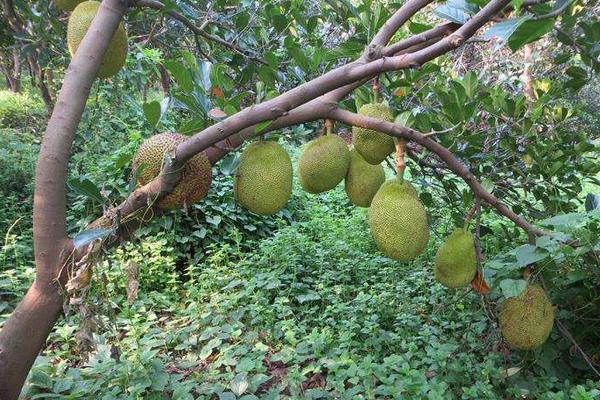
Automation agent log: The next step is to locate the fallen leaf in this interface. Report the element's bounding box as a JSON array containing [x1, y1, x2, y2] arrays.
[[471, 270, 490, 294]]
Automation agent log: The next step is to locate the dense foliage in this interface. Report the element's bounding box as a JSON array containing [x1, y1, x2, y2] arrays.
[[1, 0, 600, 398]]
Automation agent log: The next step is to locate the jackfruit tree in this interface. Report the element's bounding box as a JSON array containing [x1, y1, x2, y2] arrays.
[[1, 0, 599, 397]]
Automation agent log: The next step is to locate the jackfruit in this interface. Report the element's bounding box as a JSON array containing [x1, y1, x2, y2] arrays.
[[368, 178, 429, 261], [298, 135, 350, 194], [344, 149, 385, 207], [234, 140, 292, 215], [434, 228, 477, 288], [132, 133, 212, 210], [67, 1, 128, 78], [352, 103, 395, 165], [499, 284, 554, 350], [55, 0, 84, 11]]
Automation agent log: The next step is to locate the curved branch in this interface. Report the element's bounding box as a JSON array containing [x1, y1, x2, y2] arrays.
[[370, 0, 436, 48], [0, 1, 128, 398], [327, 107, 548, 237], [133, 0, 266, 64]]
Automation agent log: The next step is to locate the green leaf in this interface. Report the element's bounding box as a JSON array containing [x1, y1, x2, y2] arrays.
[[68, 177, 103, 203], [540, 212, 588, 226], [499, 279, 527, 298], [508, 18, 554, 51], [433, 4, 469, 24], [230, 373, 249, 396], [585, 193, 600, 211], [220, 153, 241, 176], [408, 21, 433, 34], [178, 118, 205, 135], [254, 120, 273, 134], [143, 101, 161, 127], [484, 16, 530, 48], [165, 60, 194, 93], [114, 151, 133, 170], [515, 244, 549, 266]]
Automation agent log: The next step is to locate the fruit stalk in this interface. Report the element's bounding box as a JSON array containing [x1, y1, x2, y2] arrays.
[[395, 138, 406, 178]]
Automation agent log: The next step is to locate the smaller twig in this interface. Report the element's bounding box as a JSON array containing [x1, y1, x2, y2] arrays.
[[474, 198, 483, 269], [395, 138, 407, 177], [385, 157, 398, 175], [423, 124, 459, 137], [532, 0, 572, 19], [464, 200, 479, 227], [372, 76, 380, 103], [324, 119, 334, 135]]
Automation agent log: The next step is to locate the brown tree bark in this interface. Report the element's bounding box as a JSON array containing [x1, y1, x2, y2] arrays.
[[0, 0, 128, 398], [0, 48, 21, 92]]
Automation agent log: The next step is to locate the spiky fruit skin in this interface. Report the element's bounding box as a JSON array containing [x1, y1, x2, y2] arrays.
[[298, 135, 351, 194], [344, 149, 385, 207], [55, 0, 84, 11], [352, 103, 395, 165], [234, 141, 292, 215], [132, 133, 212, 210], [434, 228, 477, 288], [499, 285, 554, 350], [67, 1, 128, 78], [368, 179, 429, 261]]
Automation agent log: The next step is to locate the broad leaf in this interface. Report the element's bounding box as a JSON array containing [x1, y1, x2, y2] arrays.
[[515, 244, 549, 266], [508, 19, 554, 51], [499, 278, 528, 298], [433, 4, 469, 24], [585, 193, 600, 211], [484, 16, 529, 48], [68, 177, 103, 203], [143, 101, 161, 127]]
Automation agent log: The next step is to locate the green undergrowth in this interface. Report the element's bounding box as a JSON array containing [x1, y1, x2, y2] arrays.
[[17, 189, 600, 400]]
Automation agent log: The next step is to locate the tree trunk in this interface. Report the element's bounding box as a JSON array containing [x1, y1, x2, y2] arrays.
[[0, 281, 63, 400], [0, 48, 21, 92], [11, 48, 21, 92], [0, 1, 128, 397]]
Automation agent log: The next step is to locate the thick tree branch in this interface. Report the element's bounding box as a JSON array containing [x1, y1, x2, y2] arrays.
[[369, 0, 436, 49], [384, 22, 459, 56]]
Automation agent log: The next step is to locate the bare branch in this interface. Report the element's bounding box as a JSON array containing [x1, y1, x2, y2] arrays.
[[370, 0, 437, 49], [384, 22, 459, 56]]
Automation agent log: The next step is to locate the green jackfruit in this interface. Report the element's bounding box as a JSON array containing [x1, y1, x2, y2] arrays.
[[67, 1, 128, 78], [298, 135, 350, 194], [344, 149, 385, 207], [368, 178, 429, 261], [499, 284, 554, 350], [234, 140, 292, 215], [132, 133, 212, 210], [434, 228, 477, 288], [352, 103, 395, 165], [55, 0, 84, 11]]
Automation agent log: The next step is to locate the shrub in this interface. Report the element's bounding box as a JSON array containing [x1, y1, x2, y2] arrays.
[[0, 90, 45, 128]]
